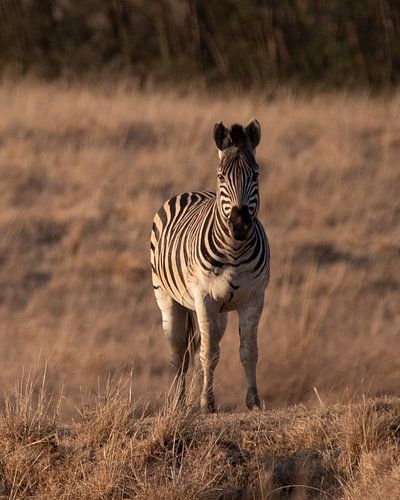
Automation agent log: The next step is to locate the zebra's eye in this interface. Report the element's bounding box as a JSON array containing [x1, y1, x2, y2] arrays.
[[252, 172, 259, 182], [217, 173, 225, 181]]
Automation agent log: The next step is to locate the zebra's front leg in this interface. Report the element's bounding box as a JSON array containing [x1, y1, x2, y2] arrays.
[[195, 294, 226, 413], [238, 295, 264, 410]]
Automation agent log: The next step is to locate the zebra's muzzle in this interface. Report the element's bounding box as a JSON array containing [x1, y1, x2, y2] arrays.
[[229, 206, 253, 241]]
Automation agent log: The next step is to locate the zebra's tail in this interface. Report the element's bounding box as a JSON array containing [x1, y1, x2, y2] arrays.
[[186, 310, 200, 367]]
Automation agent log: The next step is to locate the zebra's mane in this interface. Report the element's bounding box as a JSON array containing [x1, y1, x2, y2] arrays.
[[229, 124, 248, 147], [220, 144, 257, 170]]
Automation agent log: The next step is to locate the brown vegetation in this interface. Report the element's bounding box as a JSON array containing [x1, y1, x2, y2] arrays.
[[1, 1, 399, 88], [0, 376, 399, 498], [0, 81, 399, 496]]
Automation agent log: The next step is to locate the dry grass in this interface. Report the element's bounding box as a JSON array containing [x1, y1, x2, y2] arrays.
[[0, 80, 398, 496], [0, 374, 399, 498]]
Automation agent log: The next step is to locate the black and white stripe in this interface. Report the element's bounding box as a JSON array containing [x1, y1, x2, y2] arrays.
[[151, 120, 270, 412]]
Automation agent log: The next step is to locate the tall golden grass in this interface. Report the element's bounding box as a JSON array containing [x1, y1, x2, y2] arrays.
[[0, 81, 398, 413], [0, 80, 399, 497]]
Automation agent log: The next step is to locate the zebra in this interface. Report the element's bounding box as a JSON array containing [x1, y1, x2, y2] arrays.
[[151, 120, 270, 412]]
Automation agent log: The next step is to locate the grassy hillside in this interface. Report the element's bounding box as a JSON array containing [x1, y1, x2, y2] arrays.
[[0, 81, 398, 417], [0, 379, 399, 498]]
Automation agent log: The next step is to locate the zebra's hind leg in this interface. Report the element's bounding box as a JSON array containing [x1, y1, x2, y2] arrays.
[[154, 288, 190, 405], [238, 295, 264, 410]]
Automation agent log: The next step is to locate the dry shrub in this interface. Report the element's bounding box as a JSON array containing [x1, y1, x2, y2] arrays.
[[0, 370, 61, 498], [0, 373, 398, 498]]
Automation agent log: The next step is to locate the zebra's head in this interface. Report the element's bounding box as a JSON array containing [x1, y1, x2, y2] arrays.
[[213, 120, 261, 241]]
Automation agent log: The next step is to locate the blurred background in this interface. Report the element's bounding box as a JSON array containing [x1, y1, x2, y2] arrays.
[[0, 1, 399, 419], [1, 0, 399, 88]]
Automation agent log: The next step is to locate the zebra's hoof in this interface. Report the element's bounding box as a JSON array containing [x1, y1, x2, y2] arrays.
[[246, 391, 261, 410], [201, 396, 216, 413]]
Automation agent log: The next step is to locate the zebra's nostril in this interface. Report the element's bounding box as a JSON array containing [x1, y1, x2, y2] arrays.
[[230, 206, 250, 223]]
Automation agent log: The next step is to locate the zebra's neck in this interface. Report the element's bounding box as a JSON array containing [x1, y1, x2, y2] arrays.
[[196, 198, 258, 270]]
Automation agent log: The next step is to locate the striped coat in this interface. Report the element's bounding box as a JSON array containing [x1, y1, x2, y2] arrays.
[[151, 120, 270, 412]]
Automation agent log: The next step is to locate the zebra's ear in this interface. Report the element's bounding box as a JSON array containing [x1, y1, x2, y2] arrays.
[[214, 121, 229, 150], [245, 119, 261, 149]]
